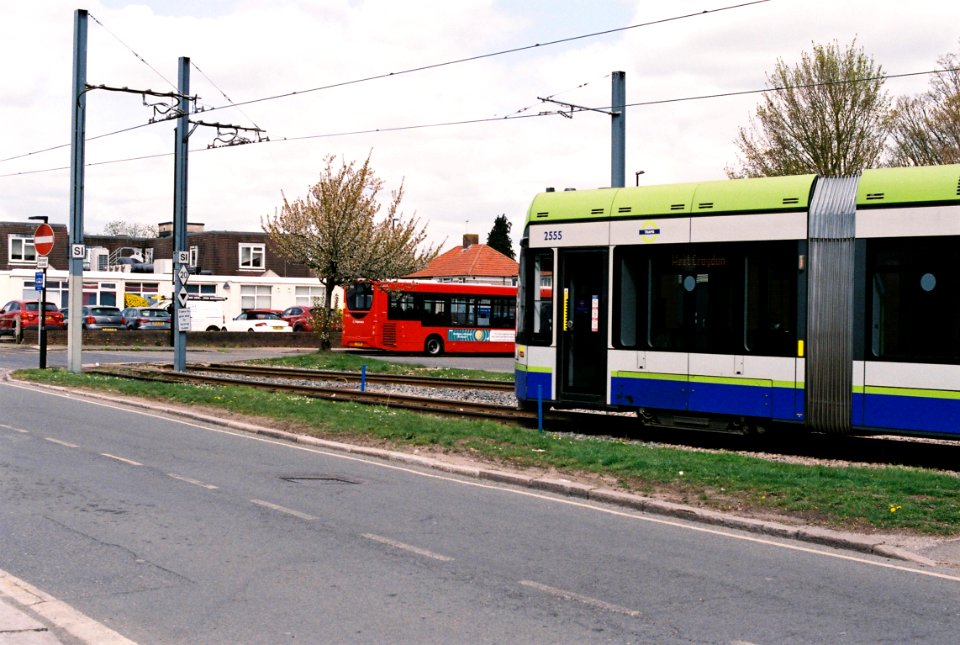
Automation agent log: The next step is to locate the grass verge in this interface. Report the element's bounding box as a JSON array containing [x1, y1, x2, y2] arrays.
[[15, 366, 960, 536]]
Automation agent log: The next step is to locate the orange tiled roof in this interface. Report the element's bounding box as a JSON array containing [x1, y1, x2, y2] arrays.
[[405, 243, 518, 279]]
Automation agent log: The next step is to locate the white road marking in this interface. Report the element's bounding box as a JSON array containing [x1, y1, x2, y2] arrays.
[[44, 437, 78, 448], [519, 579, 642, 617], [362, 533, 454, 561], [0, 423, 29, 433], [100, 453, 142, 466], [167, 473, 219, 489], [250, 499, 318, 521]]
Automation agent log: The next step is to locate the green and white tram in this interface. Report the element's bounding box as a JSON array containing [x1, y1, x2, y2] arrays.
[[515, 164, 960, 437]]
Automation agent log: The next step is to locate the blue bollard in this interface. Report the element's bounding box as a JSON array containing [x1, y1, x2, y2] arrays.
[[361, 364, 366, 392], [537, 384, 543, 432]]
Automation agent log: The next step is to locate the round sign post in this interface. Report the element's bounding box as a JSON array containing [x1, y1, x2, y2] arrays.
[[32, 222, 54, 368]]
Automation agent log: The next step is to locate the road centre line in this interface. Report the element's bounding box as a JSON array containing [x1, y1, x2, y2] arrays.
[[519, 579, 642, 617], [167, 473, 219, 490], [362, 533, 455, 561], [101, 453, 142, 466], [45, 437, 79, 448], [0, 423, 29, 433], [13, 381, 960, 584], [250, 499, 318, 521]]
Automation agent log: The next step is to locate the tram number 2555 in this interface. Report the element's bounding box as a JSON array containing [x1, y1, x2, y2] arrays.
[[543, 230, 563, 241]]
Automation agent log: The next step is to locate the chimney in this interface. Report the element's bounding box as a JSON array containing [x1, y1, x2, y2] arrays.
[[462, 233, 479, 248]]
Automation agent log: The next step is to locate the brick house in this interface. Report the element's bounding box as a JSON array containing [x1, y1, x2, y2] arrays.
[[404, 234, 518, 285], [0, 221, 323, 317]]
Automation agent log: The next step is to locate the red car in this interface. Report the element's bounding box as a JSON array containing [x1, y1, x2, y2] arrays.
[[281, 306, 319, 332], [0, 300, 66, 335]]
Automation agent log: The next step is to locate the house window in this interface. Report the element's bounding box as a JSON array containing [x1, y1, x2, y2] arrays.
[[9, 235, 36, 264], [295, 286, 324, 308], [186, 283, 218, 296], [239, 243, 265, 270], [82, 281, 117, 307], [240, 284, 272, 309]]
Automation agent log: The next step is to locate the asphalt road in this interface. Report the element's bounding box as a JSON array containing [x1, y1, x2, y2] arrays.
[[2, 378, 960, 643]]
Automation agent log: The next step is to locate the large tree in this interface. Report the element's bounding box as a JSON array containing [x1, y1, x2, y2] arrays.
[[887, 47, 960, 166], [486, 214, 515, 260], [262, 153, 439, 310], [727, 39, 890, 177]]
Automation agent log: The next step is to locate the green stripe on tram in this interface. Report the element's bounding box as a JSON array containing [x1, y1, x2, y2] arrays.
[[612, 371, 794, 389]]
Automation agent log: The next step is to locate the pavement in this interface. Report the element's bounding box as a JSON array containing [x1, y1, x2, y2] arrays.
[[3, 375, 960, 643], [0, 570, 133, 645]]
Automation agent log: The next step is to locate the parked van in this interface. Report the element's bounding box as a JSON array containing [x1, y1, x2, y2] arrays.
[[153, 296, 226, 332]]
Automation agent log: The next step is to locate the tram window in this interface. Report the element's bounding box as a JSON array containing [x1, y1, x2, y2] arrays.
[[868, 237, 960, 362], [647, 249, 739, 353], [744, 243, 797, 357], [518, 249, 554, 345], [617, 252, 642, 347]]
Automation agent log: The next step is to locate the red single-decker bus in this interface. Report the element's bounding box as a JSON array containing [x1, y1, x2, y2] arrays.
[[342, 281, 516, 355]]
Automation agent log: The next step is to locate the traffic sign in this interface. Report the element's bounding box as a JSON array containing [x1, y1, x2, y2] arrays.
[[177, 308, 191, 332], [33, 223, 54, 256], [177, 265, 190, 285], [177, 286, 189, 308], [34, 271, 44, 292]]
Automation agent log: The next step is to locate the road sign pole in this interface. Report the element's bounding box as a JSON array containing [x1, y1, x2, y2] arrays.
[[38, 267, 47, 369], [29, 220, 54, 369]]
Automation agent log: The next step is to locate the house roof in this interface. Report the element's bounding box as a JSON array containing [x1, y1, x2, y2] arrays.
[[405, 240, 518, 279]]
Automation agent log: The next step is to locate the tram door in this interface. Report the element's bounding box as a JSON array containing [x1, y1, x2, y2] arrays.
[[557, 249, 608, 404]]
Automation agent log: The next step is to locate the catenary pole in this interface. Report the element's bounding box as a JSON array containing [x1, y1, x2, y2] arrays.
[[67, 9, 88, 373], [611, 70, 626, 188], [173, 56, 190, 372]]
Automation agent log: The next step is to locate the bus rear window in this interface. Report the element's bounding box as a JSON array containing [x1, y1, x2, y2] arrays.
[[346, 283, 373, 312]]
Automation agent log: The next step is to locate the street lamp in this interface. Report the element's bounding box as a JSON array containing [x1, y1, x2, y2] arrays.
[[27, 215, 49, 369]]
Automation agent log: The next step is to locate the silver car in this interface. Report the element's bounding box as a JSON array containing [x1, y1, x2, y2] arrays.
[[62, 305, 125, 331]]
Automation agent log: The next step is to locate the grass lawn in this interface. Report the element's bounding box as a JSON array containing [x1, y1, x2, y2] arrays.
[[15, 356, 960, 537]]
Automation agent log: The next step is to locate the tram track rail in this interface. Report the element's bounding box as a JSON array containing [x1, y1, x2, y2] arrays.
[[86, 364, 544, 425], [194, 362, 515, 392]]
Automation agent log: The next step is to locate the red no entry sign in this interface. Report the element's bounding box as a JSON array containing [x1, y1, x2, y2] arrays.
[[33, 223, 54, 256]]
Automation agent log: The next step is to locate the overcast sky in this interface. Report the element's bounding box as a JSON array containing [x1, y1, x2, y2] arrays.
[[2, 0, 958, 254]]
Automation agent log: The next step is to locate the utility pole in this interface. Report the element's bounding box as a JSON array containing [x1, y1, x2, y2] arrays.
[[611, 70, 626, 188], [537, 70, 627, 188], [173, 56, 190, 373], [67, 8, 88, 374]]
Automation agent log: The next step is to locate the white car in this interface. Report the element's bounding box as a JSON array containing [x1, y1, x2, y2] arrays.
[[222, 310, 292, 333]]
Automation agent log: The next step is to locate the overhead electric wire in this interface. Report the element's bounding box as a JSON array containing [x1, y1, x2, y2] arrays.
[[200, 0, 770, 115], [1, 1, 768, 168], [191, 61, 263, 131], [3, 65, 956, 180], [88, 12, 178, 92]]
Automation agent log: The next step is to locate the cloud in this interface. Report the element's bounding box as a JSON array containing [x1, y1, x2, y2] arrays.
[[1, 0, 958, 253]]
